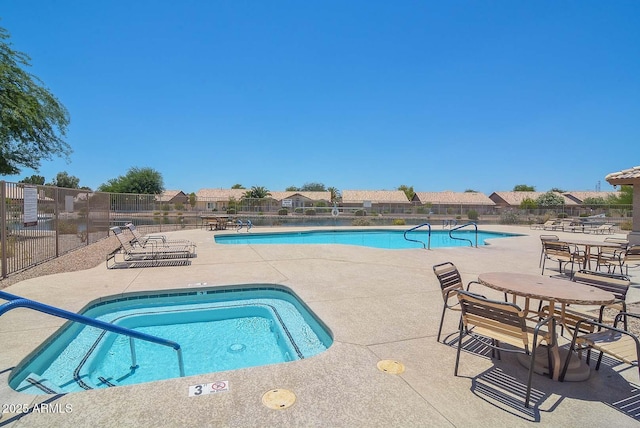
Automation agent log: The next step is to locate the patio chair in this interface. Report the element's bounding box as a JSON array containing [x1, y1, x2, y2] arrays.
[[598, 245, 640, 276], [539, 235, 559, 268], [124, 223, 196, 256], [541, 241, 585, 277], [107, 226, 193, 268], [455, 290, 555, 408], [560, 312, 640, 382], [594, 238, 629, 272], [538, 270, 631, 336], [432, 262, 482, 342]]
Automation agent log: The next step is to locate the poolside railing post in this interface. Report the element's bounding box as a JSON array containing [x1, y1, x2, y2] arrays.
[[177, 348, 185, 377], [129, 337, 138, 370]]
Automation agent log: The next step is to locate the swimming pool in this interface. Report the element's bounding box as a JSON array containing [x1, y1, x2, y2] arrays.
[[215, 229, 520, 249], [10, 286, 332, 395]]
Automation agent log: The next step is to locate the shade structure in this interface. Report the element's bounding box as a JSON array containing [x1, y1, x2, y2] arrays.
[[606, 166, 640, 245]]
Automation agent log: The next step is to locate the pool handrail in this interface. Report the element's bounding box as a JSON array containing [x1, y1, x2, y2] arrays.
[[0, 291, 185, 378], [449, 222, 478, 248], [403, 223, 431, 249]]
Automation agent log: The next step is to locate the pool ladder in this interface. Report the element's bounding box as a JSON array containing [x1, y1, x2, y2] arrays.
[[404, 223, 431, 249], [0, 291, 185, 379], [449, 222, 478, 247]]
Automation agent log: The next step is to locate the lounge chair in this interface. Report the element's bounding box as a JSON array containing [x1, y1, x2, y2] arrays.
[[454, 290, 555, 408], [540, 220, 559, 231], [107, 226, 193, 268], [124, 223, 196, 255], [585, 224, 615, 235]]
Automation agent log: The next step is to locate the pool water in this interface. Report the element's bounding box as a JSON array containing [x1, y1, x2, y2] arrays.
[[10, 286, 332, 395], [215, 229, 519, 249]]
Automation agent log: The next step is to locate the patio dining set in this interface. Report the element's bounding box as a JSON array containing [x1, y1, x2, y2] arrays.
[[432, 240, 640, 409]]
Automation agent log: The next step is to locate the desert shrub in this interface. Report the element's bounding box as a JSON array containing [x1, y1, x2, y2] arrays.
[[294, 207, 304, 214], [305, 209, 316, 216], [57, 221, 78, 235], [392, 219, 406, 226], [354, 209, 367, 217], [499, 210, 519, 225], [467, 210, 478, 220], [278, 208, 289, 215], [351, 218, 370, 226], [227, 209, 236, 215], [620, 220, 632, 231]]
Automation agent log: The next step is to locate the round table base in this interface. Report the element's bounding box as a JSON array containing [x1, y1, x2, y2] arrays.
[[516, 346, 590, 382]]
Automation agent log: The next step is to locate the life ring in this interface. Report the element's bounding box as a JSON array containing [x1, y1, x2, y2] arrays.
[[331, 207, 339, 217]]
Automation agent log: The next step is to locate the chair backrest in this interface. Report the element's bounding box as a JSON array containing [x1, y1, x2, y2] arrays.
[[604, 237, 628, 247], [543, 241, 573, 257], [572, 270, 631, 301], [125, 222, 145, 242], [433, 262, 464, 301], [540, 235, 559, 242], [623, 245, 640, 261], [456, 290, 529, 351], [110, 226, 137, 254]]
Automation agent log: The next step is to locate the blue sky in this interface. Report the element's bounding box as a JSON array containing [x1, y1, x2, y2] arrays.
[[1, 1, 638, 195]]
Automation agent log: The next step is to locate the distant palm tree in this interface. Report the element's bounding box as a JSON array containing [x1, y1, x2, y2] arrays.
[[243, 186, 271, 212], [243, 186, 271, 199], [328, 186, 341, 203]]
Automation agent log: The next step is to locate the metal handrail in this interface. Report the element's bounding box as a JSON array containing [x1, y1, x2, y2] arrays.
[[449, 222, 478, 248], [0, 291, 185, 378], [404, 223, 431, 249]]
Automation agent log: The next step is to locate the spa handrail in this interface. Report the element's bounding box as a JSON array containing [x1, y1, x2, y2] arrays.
[[449, 222, 478, 248], [0, 291, 185, 377], [404, 223, 431, 249]]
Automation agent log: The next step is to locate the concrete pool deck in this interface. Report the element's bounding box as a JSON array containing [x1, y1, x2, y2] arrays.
[[1, 225, 639, 427]]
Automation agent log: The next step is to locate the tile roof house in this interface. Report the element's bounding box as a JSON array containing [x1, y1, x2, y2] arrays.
[[341, 190, 411, 213], [562, 191, 618, 204], [413, 191, 494, 205], [195, 189, 332, 212], [156, 190, 189, 205], [488, 191, 578, 208]]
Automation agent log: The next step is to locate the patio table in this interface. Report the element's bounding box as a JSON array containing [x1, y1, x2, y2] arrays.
[[560, 238, 623, 270], [477, 272, 616, 381]]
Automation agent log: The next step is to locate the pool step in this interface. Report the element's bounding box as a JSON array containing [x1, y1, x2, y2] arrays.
[[15, 373, 64, 395]]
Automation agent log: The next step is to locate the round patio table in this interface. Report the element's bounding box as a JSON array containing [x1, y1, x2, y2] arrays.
[[477, 272, 616, 381]]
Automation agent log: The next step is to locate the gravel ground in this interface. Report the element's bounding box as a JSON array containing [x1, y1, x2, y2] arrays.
[[0, 236, 120, 291]]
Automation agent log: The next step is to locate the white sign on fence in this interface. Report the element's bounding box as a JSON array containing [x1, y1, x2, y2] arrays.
[[282, 199, 293, 207], [23, 186, 38, 227]]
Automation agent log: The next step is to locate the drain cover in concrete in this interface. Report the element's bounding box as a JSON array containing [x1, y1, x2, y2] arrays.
[[377, 359, 405, 374], [262, 389, 296, 410]]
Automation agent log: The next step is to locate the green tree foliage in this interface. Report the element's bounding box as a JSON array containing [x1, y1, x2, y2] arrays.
[[97, 167, 164, 194], [464, 189, 478, 193], [48, 171, 80, 188], [535, 191, 564, 207], [513, 184, 535, 191], [520, 197, 538, 209], [19, 174, 45, 185], [0, 26, 70, 175], [607, 185, 633, 205], [328, 186, 341, 202], [189, 192, 196, 208], [243, 186, 271, 199], [550, 187, 566, 193], [285, 185, 299, 191], [582, 196, 607, 208], [231, 183, 245, 189], [397, 184, 415, 201], [301, 182, 326, 191]]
